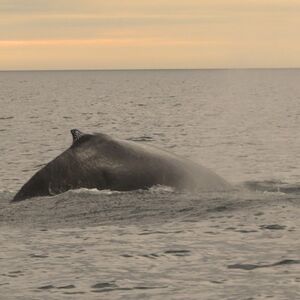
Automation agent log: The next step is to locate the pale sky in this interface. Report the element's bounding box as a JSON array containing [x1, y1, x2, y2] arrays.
[[1, 0, 300, 70]]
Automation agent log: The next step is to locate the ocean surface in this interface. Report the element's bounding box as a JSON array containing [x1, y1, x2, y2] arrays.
[[0, 69, 299, 299]]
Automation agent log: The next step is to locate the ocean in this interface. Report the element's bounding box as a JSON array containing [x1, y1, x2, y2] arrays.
[[0, 69, 299, 299]]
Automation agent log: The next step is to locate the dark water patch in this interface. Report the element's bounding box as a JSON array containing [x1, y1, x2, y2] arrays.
[[224, 226, 258, 233], [165, 144, 177, 149], [4, 271, 25, 278], [210, 224, 221, 228], [209, 279, 227, 284], [38, 284, 55, 290], [228, 259, 300, 270], [236, 229, 258, 233], [9, 270, 22, 274], [139, 230, 168, 235], [206, 205, 229, 213], [90, 282, 126, 294], [75, 249, 85, 253], [3, 274, 18, 278], [204, 231, 219, 235], [177, 207, 193, 213], [57, 284, 76, 289], [92, 285, 166, 293], [272, 259, 300, 266], [139, 230, 182, 235], [132, 250, 191, 259], [37, 284, 77, 291], [127, 135, 154, 142], [121, 254, 134, 258], [182, 218, 202, 223], [225, 226, 236, 231], [164, 250, 190, 256], [133, 286, 167, 290], [254, 212, 264, 216], [260, 224, 286, 230], [29, 253, 49, 258], [141, 253, 160, 259], [92, 288, 116, 293], [0, 116, 14, 120], [228, 264, 260, 270], [91, 282, 117, 289], [63, 291, 86, 294]]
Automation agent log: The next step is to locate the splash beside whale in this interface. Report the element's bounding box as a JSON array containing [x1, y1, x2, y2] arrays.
[[12, 129, 231, 202]]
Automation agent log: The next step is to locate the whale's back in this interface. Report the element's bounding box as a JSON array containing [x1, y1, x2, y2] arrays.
[[12, 131, 231, 201]]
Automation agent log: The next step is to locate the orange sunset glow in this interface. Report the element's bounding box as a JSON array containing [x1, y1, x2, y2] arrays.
[[1, 0, 300, 70]]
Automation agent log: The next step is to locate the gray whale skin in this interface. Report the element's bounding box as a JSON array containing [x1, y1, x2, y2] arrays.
[[13, 129, 231, 201]]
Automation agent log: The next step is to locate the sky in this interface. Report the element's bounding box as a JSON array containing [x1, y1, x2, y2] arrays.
[[1, 0, 300, 70]]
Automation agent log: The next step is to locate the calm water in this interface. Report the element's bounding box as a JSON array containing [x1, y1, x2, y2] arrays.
[[0, 70, 299, 299]]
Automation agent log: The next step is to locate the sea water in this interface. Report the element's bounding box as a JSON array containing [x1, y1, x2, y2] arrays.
[[0, 70, 299, 299]]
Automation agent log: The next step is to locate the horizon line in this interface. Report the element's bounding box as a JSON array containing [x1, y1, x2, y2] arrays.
[[1, 67, 300, 72]]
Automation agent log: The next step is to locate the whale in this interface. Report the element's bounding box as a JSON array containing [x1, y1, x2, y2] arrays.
[[12, 129, 231, 201]]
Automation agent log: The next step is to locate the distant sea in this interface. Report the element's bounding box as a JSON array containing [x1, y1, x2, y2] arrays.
[[0, 69, 299, 299]]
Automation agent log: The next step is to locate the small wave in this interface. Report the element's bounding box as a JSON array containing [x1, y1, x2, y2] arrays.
[[148, 185, 175, 193], [126, 135, 154, 142], [228, 259, 300, 271], [243, 180, 300, 194], [61, 185, 174, 197], [0, 116, 14, 120], [1, 180, 298, 229], [90, 280, 167, 293], [63, 188, 121, 196]]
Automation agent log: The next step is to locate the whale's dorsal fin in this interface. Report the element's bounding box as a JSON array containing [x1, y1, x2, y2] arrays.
[[70, 129, 85, 143]]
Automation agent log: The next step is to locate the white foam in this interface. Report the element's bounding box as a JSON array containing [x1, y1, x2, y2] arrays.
[[148, 185, 175, 193], [67, 188, 121, 196]]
